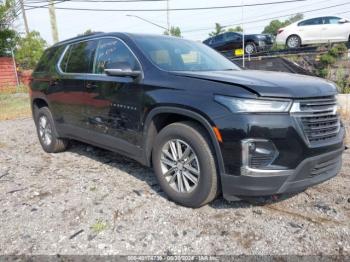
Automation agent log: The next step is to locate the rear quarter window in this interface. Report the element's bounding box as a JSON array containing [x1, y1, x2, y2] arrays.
[[34, 46, 65, 73], [65, 40, 97, 73]]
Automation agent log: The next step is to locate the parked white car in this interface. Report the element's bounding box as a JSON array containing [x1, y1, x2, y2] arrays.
[[276, 16, 350, 48]]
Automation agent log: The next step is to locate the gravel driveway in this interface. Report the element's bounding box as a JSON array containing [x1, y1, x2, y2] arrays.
[[0, 118, 349, 255]]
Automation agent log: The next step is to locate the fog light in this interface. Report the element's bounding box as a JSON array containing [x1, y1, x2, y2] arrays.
[[242, 139, 279, 169]]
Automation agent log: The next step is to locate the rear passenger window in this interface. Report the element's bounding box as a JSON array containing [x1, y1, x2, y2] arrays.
[[298, 18, 323, 26], [93, 38, 140, 74], [65, 40, 97, 73]]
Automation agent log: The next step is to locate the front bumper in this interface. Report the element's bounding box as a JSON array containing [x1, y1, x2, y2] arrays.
[[222, 147, 344, 201]]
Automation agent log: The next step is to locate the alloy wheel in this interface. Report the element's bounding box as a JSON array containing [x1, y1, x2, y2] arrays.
[[160, 139, 200, 193], [287, 36, 300, 48], [245, 44, 255, 54], [38, 115, 53, 146]]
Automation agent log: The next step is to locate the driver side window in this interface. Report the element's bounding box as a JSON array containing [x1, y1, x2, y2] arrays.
[[324, 17, 341, 24], [93, 38, 140, 74]]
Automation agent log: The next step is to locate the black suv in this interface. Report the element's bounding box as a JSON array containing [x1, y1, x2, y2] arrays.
[[30, 33, 345, 207], [203, 32, 273, 54]]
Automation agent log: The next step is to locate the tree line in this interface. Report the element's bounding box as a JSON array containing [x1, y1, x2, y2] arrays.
[[0, 0, 304, 71]]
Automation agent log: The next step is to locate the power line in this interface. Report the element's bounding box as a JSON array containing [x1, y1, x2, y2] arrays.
[[184, 0, 320, 32], [183, 1, 350, 33], [25, 0, 166, 2], [24, 0, 167, 9], [25, 0, 66, 10], [336, 10, 350, 15], [24, 0, 306, 12], [184, 1, 346, 36]]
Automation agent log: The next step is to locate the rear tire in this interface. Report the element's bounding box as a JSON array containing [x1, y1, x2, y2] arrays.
[[286, 35, 301, 49], [152, 121, 218, 208], [34, 106, 68, 153]]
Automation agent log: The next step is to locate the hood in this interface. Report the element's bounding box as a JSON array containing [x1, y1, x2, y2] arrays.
[[172, 70, 337, 98]]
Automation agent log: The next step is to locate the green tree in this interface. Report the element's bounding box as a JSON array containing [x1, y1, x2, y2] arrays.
[[164, 26, 182, 37], [288, 13, 304, 24], [78, 29, 96, 36], [227, 26, 243, 32], [0, 0, 18, 56], [15, 31, 47, 70], [0, 29, 17, 56], [0, 0, 16, 29], [262, 13, 304, 36], [209, 23, 225, 36]]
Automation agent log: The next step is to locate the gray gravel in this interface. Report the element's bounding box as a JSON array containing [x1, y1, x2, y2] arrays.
[[0, 118, 349, 255]]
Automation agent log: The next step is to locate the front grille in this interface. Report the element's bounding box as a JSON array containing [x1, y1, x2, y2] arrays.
[[292, 96, 340, 146]]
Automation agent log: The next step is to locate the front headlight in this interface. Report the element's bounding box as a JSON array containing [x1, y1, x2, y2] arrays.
[[215, 95, 292, 113]]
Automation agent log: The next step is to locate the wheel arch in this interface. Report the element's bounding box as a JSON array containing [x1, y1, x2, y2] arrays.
[[142, 107, 225, 175], [31, 97, 50, 118], [32, 98, 49, 110]]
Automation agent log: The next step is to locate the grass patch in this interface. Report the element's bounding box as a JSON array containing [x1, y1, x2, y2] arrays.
[[0, 84, 29, 95], [0, 93, 31, 120], [90, 219, 108, 234]]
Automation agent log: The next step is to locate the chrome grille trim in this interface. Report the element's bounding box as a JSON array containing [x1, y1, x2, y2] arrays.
[[291, 96, 340, 146]]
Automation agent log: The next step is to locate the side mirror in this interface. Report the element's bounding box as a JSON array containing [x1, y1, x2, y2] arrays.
[[104, 62, 141, 79], [338, 18, 349, 24]]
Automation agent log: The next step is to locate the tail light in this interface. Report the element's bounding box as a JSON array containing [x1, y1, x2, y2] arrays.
[[277, 29, 284, 35]]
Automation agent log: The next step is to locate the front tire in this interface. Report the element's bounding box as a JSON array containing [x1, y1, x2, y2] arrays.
[[34, 106, 68, 153], [152, 121, 219, 208]]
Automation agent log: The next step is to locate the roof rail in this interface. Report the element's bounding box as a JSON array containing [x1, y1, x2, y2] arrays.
[[52, 31, 105, 47]]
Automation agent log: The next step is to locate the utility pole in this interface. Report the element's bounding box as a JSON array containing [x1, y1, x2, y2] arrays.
[[48, 0, 59, 43], [166, 0, 170, 34], [241, 0, 245, 68], [19, 0, 29, 35]]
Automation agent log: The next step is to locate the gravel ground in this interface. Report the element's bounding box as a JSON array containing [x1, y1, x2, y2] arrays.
[[0, 118, 349, 256]]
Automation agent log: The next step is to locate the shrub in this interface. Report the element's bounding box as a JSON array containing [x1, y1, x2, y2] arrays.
[[328, 43, 348, 58], [319, 53, 336, 65]]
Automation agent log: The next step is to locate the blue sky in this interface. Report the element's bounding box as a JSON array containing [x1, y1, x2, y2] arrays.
[[14, 0, 350, 45]]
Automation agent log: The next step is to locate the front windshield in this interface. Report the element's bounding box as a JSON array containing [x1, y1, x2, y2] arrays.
[[133, 36, 240, 72]]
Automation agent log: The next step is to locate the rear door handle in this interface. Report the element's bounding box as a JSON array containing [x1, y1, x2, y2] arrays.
[[86, 82, 97, 89]]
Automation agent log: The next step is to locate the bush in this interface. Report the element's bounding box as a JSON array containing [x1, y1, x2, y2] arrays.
[[319, 54, 336, 65], [336, 66, 350, 94], [318, 67, 329, 78], [328, 43, 348, 58]]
